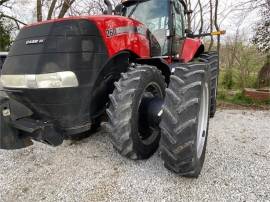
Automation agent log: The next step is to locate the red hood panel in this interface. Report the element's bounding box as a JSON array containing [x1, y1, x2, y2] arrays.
[[24, 15, 150, 59]]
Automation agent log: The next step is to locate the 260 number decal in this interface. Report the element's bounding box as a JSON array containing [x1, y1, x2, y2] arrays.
[[106, 28, 117, 38]]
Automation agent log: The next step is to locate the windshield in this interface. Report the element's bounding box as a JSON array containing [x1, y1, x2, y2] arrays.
[[124, 0, 169, 55]]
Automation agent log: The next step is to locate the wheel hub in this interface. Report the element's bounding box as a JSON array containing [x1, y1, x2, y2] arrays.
[[138, 83, 164, 145], [139, 97, 164, 129]]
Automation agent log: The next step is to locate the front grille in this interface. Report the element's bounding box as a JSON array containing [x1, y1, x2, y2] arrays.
[[2, 19, 108, 75]]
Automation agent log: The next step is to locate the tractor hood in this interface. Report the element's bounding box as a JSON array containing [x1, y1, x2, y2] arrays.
[[2, 19, 107, 76], [0, 18, 108, 133]]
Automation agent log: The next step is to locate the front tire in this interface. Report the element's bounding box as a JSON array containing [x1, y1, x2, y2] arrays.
[[106, 65, 166, 160], [160, 63, 211, 177]]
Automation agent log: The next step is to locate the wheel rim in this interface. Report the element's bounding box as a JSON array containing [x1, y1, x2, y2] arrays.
[[138, 82, 163, 145], [196, 82, 209, 158]]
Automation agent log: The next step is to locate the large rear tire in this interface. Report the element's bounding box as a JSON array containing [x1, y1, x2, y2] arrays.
[[160, 63, 211, 177], [199, 52, 219, 118], [106, 65, 166, 160]]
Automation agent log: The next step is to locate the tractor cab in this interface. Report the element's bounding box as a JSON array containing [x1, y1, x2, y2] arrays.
[[118, 0, 191, 59]]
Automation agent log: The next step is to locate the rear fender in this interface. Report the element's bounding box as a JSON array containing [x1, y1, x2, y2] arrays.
[[180, 38, 204, 63]]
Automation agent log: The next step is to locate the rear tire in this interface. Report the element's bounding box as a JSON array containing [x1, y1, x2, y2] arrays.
[[199, 52, 219, 118], [160, 63, 211, 177], [106, 65, 166, 160]]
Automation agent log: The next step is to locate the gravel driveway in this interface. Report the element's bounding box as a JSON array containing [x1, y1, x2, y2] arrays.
[[0, 110, 269, 202]]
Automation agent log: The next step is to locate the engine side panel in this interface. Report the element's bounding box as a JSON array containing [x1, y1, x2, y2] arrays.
[[90, 15, 150, 58]]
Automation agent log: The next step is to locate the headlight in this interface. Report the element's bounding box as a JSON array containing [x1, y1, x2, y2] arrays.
[[0, 71, 79, 89]]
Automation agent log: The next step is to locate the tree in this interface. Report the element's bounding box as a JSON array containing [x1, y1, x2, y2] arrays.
[[198, 0, 203, 34], [0, 18, 12, 51], [35, 0, 121, 21], [70, 0, 120, 16], [252, 1, 270, 54], [214, 0, 220, 53], [252, 0, 270, 88], [0, 0, 27, 29], [36, 0, 77, 22], [208, 0, 214, 51]]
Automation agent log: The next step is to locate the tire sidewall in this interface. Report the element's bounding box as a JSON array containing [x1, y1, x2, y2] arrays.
[[130, 68, 166, 158], [193, 65, 211, 176]]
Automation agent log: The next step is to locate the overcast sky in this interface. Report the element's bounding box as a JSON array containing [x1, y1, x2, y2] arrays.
[[4, 0, 261, 39]]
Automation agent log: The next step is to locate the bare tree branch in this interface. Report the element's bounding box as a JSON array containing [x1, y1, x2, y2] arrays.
[[47, 0, 57, 20], [214, 0, 220, 53], [208, 0, 214, 51], [37, 0, 43, 22], [0, 14, 27, 26], [58, 0, 76, 18], [198, 0, 203, 34]]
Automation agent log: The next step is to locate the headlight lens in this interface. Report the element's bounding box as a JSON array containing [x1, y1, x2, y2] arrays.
[[0, 71, 78, 89]]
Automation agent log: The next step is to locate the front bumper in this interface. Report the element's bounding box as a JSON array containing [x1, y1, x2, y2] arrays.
[[0, 94, 91, 150], [0, 94, 33, 149]]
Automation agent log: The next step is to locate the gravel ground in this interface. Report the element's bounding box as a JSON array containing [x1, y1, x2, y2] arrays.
[[0, 110, 270, 202]]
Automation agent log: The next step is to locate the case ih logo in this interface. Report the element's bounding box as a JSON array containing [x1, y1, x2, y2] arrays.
[[25, 39, 45, 45]]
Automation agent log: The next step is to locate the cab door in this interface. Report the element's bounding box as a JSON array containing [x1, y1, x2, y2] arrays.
[[171, 1, 203, 63], [171, 0, 186, 56]]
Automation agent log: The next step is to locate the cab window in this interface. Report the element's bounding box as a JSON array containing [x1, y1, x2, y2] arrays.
[[124, 0, 169, 56], [173, 0, 185, 54]]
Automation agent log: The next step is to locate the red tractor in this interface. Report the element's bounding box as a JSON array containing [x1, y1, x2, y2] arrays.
[[0, 0, 224, 177]]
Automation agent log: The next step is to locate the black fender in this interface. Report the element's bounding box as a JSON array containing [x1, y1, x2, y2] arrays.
[[194, 44, 205, 58], [90, 51, 134, 118], [135, 58, 171, 83], [90, 52, 172, 119]]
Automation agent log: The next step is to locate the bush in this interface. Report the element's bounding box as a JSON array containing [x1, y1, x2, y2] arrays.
[[219, 41, 266, 91], [222, 69, 234, 89], [217, 88, 227, 100]]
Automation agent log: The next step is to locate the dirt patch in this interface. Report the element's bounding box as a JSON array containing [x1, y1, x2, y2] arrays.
[[217, 101, 270, 110]]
